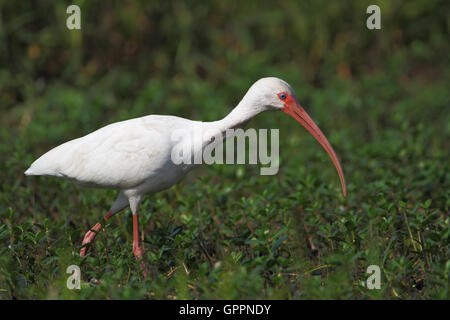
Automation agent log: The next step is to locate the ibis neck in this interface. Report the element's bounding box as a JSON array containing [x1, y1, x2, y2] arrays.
[[196, 99, 265, 155], [214, 100, 264, 132]]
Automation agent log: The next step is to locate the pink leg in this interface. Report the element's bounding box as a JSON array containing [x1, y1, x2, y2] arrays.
[[132, 213, 147, 278], [80, 211, 113, 257]]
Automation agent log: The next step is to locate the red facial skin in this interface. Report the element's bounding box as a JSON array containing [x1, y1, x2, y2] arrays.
[[278, 92, 347, 197]]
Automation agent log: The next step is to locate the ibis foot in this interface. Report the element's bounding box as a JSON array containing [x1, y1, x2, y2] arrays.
[[80, 211, 113, 257], [80, 222, 102, 257], [132, 212, 147, 278], [133, 244, 147, 278]]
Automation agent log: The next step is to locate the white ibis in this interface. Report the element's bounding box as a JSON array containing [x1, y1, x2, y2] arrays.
[[25, 77, 346, 275]]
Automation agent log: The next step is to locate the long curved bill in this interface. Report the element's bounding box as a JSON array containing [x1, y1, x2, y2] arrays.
[[283, 99, 347, 197]]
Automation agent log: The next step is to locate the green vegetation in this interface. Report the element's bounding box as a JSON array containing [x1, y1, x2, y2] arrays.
[[0, 1, 448, 299]]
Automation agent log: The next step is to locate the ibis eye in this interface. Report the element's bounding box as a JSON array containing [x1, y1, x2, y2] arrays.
[[279, 93, 287, 100]]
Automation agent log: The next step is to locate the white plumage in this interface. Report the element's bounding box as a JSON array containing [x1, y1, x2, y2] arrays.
[[25, 77, 346, 275], [27, 115, 194, 190]]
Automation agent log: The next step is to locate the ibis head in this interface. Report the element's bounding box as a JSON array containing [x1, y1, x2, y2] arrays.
[[244, 77, 347, 197]]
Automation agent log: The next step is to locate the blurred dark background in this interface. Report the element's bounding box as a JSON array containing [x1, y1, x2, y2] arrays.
[[1, 1, 448, 122]]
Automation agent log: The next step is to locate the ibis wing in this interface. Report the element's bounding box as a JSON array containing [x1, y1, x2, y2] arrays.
[[25, 115, 190, 189]]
